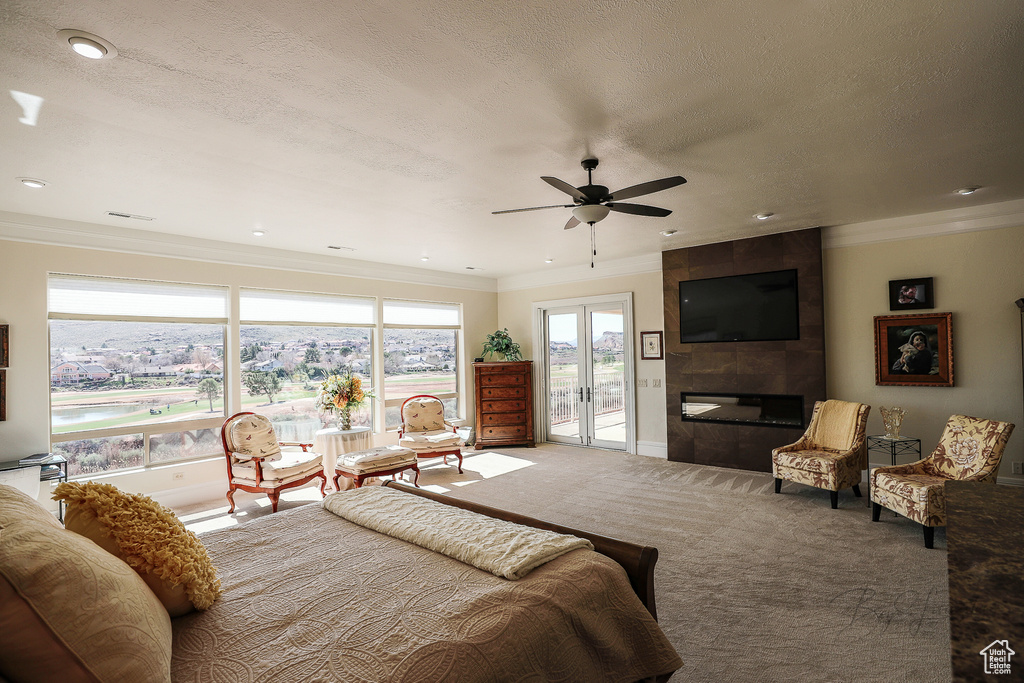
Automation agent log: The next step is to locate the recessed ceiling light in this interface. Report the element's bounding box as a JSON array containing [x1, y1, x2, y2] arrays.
[[755, 212, 774, 220], [544, 259, 554, 264], [955, 186, 980, 195], [660, 229, 677, 237], [420, 256, 429, 262], [56, 30, 118, 60], [18, 177, 48, 188], [252, 230, 265, 237], [465, 266, 479, 270], [327, 245, 355, 251]]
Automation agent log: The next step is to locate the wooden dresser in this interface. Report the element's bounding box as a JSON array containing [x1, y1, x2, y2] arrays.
[[473, 361, 534, 449]]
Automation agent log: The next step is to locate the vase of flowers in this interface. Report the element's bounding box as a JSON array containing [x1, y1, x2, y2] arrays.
[[315, 371, 372, 431]]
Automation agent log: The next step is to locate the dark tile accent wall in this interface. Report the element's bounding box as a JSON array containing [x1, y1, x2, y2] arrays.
[[662, 228, 826, 472]]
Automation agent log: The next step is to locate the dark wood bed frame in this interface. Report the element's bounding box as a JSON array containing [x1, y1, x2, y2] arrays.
[[382, 481, 660, 620]]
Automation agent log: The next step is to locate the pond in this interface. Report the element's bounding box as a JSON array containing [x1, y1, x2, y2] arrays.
[[51, 403, 147, 427]]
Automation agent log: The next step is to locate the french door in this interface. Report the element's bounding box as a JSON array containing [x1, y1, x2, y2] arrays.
[[534, 294, 634, 451]]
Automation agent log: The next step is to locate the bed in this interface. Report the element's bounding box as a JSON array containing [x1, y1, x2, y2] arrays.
[[170, 482, 682, 682]]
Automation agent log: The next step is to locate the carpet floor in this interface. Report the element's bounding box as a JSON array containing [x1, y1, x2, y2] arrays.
[[176, 444, 950, 682]]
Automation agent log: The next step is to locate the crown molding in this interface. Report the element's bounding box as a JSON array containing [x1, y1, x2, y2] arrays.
[[497, 252, 662, 292], [823, 198, 1024, 249], [0, 211, 496, 292]]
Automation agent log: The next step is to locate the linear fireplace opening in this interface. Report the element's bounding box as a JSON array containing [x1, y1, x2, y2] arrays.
[[681, 392, 804, 429]]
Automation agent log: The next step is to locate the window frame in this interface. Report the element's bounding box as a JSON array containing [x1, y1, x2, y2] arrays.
[[381, 298, 463, 430], [48, 275, 230, 472]]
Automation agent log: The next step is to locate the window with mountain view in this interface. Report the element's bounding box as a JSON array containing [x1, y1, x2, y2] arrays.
[[239, 289, 376, 440], [382, 300, 460, 428], [48, 275, 229, 476]]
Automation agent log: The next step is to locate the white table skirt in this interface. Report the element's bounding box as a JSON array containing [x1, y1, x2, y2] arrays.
[[313, 427, 372, 490]]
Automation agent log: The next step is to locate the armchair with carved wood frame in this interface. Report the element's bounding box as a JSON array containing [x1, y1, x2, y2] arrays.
[[398, 395, 464, 473], [221, 412, 327, 513]]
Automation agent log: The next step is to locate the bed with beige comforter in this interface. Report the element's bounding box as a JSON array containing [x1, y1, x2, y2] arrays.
[[171, 487, 681, 682]]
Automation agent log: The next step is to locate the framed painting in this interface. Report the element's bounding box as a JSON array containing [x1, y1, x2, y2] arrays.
[[0, 370, 5, 421], [640, 331, 664, 360], [888, 277, 934, 310], [874, 312, 953, 386], [0, 324, 7, 367]]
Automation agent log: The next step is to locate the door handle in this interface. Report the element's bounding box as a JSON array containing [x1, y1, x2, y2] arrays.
[[578, 387, 583, 402], [587, 387, 592, 402]]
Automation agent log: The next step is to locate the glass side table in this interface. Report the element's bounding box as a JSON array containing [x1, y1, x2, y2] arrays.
[[867, 435, 922, 467]]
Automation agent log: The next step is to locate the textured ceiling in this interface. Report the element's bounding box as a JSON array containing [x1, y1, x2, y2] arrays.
[[2, 0, 1023, 279]]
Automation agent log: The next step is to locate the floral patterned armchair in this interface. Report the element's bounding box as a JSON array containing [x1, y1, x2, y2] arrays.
[[220, 412, 327, 513], [772, 400, 871, 508], [398, 395, 464, 473], [871, 414, 1015, 548]]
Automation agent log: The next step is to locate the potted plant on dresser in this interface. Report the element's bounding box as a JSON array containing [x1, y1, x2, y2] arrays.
[[473, 329, 533, 449]]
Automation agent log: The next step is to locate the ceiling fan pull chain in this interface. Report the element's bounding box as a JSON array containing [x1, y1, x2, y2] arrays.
[[590, 223, 596, 268]]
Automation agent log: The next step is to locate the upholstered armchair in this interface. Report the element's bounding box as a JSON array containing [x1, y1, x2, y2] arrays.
[[398, 395, 464, 473], [772, 399, 871, 509], [220, 412, 327, 513], [871, 414, 1015, 548]]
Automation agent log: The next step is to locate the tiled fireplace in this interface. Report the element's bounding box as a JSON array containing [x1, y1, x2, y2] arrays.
[[662, 228, 826, 472]]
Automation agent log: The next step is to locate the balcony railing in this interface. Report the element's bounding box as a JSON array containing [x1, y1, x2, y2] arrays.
[[549, 372, 624, 425]]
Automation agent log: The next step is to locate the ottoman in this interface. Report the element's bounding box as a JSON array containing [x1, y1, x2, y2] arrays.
[[333, 445, 419, 490]]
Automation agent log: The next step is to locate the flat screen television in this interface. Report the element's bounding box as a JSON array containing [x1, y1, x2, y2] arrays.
[[679, 269, 800, 343]]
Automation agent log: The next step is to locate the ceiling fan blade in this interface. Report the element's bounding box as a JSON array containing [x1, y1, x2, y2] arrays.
[[606, 202, 672, 217], [607, 176, 686, 202], [492, 204, 573, 215], [564, 215, 580, 230], [541, 176, 587, 202]]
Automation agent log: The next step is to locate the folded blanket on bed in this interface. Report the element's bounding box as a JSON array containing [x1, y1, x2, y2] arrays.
[[322, 486, 593, 579]]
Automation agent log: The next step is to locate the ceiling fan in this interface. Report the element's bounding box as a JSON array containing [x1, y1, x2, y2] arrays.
[[492, 158, 686, 231]]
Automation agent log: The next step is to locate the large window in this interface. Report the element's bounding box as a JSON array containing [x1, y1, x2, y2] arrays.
[[48, 275, 228, 476], [240, 289, 375, 441], [383, 300, 460, 428]]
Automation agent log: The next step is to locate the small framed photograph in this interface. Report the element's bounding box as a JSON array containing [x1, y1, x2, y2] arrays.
[[640, 331, 664, 360], [0, 324, 7, 367], [874, 312, 953, 387], [888, 277, 934, 310]]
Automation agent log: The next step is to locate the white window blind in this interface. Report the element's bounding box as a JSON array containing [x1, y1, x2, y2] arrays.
[[49, 275, 228, 320], [384, 300, 460, 326], [240, 288, 375, 324]]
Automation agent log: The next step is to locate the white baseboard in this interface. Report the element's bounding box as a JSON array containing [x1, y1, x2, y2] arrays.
[[637, 441, 668, 459], [149, 481, 225, 510]]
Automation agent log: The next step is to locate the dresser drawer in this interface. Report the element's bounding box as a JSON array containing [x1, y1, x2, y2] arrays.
[[482, 412, 525, 426], [481, 399, 526, 413], [480, 386, 526, 400], [479, 372, 525, 387], [481, 425, 528, 439]]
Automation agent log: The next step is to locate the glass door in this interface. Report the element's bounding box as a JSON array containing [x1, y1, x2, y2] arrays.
[[543, 303, 628, 451], [586, 305, 626, 450], [545, 310, 584, 444]]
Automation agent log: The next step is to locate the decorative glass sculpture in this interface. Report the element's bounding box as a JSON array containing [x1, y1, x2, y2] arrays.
[[879, 406, 907, 439]]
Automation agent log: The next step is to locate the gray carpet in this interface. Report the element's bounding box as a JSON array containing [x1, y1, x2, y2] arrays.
[[178, 444, 950, 682]]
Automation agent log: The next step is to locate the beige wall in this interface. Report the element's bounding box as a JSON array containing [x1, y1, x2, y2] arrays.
[[496, 271, 668, 452], [0, 239, 497, 506], [824, 225, 1024, 481]]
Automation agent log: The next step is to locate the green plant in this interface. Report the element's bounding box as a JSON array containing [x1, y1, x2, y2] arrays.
[[482, 328, 523, 362]]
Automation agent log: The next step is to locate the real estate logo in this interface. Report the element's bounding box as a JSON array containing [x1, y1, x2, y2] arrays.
[[980, 640, 1015, 675]]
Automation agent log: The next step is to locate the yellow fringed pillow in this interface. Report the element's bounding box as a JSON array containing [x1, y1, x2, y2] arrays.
[[53, 481, 221, 617]]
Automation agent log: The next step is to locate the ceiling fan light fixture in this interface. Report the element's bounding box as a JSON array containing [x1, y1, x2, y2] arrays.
[[572, 204, 610, 224]]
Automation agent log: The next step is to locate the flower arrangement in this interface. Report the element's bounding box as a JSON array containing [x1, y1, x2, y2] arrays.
[[315, 371, 372, 430]]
